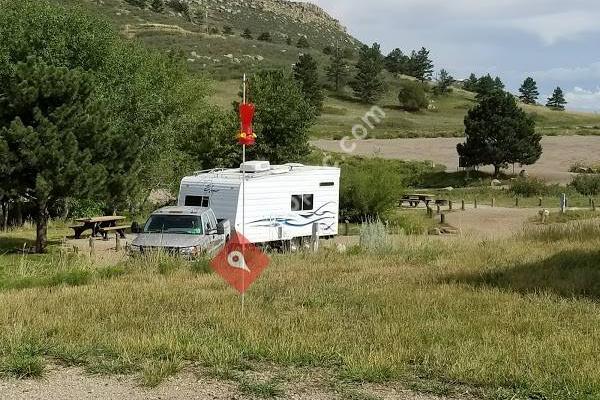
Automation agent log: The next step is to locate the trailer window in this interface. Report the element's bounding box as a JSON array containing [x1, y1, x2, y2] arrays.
[[320, 182, 334, 187], [291, 195, 302, 211], [185, 196, 210, 207], [291, 194, 314, 211], [302, 194, 314, 211]]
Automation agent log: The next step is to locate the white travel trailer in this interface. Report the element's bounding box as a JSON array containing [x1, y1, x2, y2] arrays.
[[178, 161, 340, 245]]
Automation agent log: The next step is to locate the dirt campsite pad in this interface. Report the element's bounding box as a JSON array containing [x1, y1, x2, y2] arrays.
[[0, 365, 456, 400], [312, 136, 600, 184]]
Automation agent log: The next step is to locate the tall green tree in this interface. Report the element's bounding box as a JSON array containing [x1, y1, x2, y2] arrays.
[[384, 48, 409, 75], [475, 74, 505, 98], [546, 87, 567, 111], [150, 0, 164, 13], [410, 47, 434, 81], [293, 54, 324, 113], [434, 69, 454, 95], [241, 28, 253, 39], [519, 77, 539, 104], [457, 91, 541, 176], [326, 48, 350, 92], [463, 73, 479, 92], [351, 43, 385, 103], [297, 36, 310, 48], [245, 70, 316, 163], [0, 61, 113, 252]]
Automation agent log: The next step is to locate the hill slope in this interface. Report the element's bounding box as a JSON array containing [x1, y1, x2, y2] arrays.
[[57, 0, 600, 138], [56, 0, 360, 79]]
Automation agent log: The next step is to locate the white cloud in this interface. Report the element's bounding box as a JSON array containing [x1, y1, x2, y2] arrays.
[[531, 62, 600, 81], [506, 11, 600, 45], [564, 87, 600, 112]]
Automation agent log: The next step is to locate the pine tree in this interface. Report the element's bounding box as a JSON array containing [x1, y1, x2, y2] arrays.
[[257, 32, 272, 42], [0, 60, 112, 252], [494, 77, 505, 90], [350, 43, 385, 103], [463, 73, 479, 92], [434, 69, 454, 95], [457, 91, 541, 177], [241, 28, 253, 39], [476, 74, 505, 99], [293, 54, 324, 113], [297, 36, 310, 49], [326, 48, 350, 92], [384, 48, 409, 75], [546, 87, 567, 111], [518, 77, 539, 104], [150, 0, 164, 13], [410, 47, 434, 81]]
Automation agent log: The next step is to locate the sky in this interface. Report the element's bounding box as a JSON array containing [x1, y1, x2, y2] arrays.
[[301, 0, 600, 112]]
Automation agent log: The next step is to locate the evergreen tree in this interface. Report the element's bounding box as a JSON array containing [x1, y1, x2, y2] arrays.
[[518, 77, 539, 104], [475, 74, 505, 98], [434, 69, 454, 95], [0, 61, 113, 252], [494, 76, 505, 90], [297, 36, 310, 48], [546, 87, 567, 111], [241, 28, 253, 39], [293, 54, 324, 113], [257, 32, 272, 42], [350, 43, 385, 103], [150, 0, 164, 13], [457, 91, 541, 176], [410, 47, 434, 81], [384, 48, 409, 75], [326, 47, 350, 92], [463, 73, 479, 92]]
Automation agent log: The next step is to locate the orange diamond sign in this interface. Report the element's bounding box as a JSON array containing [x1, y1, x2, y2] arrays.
[[211, 232, 270, 294]]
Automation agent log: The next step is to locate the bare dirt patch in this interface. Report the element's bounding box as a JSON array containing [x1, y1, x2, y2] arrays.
[[312, 136, 600, 184], [0, 365, 457, 400]]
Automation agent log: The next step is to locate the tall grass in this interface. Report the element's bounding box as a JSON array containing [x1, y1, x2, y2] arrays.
[[523, 219, 600, 242], [2, 224, 600, 397]]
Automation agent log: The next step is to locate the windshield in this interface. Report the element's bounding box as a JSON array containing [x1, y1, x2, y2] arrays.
[[144, 214, 204, 235]]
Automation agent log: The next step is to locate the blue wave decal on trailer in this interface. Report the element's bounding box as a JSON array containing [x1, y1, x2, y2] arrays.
[[248, 202, 337, 232]]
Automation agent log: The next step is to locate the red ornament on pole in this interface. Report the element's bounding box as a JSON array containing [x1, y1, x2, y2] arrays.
[[238, 103, 256, 146]]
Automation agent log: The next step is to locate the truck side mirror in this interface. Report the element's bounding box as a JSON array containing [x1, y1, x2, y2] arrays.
[[131, 221, 141, 234], [216, 222, 225, 235]]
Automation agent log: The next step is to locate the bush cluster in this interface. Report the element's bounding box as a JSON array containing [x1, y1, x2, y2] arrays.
[[570, 174, 600, 196]]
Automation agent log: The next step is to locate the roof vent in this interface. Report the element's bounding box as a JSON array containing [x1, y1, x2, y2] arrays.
[[240, 161, 271, 173]]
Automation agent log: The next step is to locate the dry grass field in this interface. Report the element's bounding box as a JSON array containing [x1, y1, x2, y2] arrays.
[[2, 220, 600, 399], [313, 135, 600, 184]]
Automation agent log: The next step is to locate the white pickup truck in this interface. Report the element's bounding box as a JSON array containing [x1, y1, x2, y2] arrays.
[[129, 206, 231, 257]]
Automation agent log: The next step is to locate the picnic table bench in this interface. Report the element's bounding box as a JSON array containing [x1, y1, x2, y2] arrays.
[[400, 194, 436, 208], [70, 216, 127, 240]]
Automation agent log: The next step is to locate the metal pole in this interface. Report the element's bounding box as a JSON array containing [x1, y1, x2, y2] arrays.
[[241, 73, 246, 315]]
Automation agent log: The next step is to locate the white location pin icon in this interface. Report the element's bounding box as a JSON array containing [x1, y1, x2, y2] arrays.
[[227, 250, 250, 272]]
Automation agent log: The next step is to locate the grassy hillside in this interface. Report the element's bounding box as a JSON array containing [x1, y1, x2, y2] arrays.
[[56, 0, 600, 138], [55, 0, 359, 80]]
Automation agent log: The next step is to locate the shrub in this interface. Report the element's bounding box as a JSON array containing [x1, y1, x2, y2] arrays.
[[222, 26, 233, 35], [340, 159, 403, 221], [297, 36, 310, 48], [397, 81, 428, 111], [190, 256, 212, 274], [166, 0, 189, 14], [241, 28, 252, 39], [126, 0, 147, 8], [257, 32, 272, 42], [570, 174, 600, 196], [510, 177, 549, 197], [359, 218, 391, 252]]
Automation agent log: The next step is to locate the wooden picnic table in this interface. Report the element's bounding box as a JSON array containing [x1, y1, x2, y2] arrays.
[[400, 193, 436, 208], [70, 216, 127, 240]]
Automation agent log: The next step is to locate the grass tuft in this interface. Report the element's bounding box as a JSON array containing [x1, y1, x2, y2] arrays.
[[238, 377, 284, 398]]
